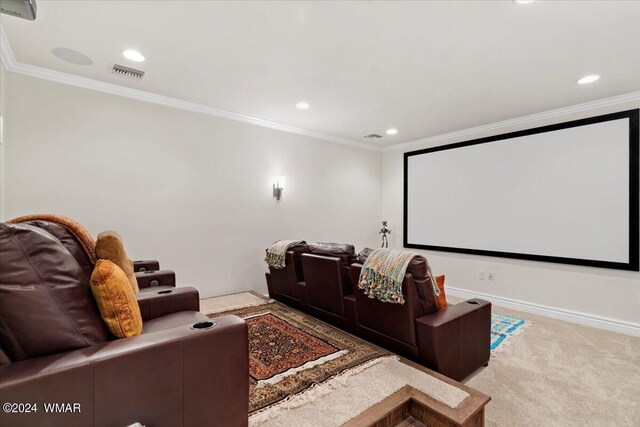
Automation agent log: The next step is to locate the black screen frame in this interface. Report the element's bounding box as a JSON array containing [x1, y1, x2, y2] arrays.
[[403, 109, 639, 271]]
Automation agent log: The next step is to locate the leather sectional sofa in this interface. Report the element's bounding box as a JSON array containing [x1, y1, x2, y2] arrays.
[[0, 221, 249, 427], [266, 242, 491, 382]]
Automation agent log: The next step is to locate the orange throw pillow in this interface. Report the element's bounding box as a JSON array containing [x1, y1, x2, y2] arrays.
[[90, 259, 143, 338], [435, 275, 448, 309], [95, 231, 139, 294]]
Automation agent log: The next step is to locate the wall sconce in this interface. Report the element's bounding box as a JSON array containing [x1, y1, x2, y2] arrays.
[[273, 176, 285, 201]]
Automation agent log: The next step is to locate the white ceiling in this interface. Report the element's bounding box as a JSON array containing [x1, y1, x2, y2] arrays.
[[1, 1, 639, 147]]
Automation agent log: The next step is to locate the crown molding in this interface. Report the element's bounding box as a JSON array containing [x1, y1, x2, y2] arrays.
[[383, 91, 640, 152], [0, 26, 381, 152], [3, 24, 638, 155], [0, 25, 17, 70]]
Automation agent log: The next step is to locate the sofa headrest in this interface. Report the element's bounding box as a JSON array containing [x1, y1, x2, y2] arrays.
[[20, 219, 95, 286], [286, 241, 310, 257], [356, 247, 428, 280], [0, 222, 109, 362], [357, 247, 374, 264], [8, 214, 96, 262], [265, 241, 309, 280], [407, 256, 428, 280], [309, 242, 356, 269]]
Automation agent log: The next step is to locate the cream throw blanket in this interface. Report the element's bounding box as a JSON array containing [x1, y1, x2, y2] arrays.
[[265, 240, 302, 269], [358, 248, 439, 305]]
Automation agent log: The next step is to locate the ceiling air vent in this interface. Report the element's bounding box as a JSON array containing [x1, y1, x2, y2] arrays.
[[364, 133, 383, 139], [112, 64, 145, 79]]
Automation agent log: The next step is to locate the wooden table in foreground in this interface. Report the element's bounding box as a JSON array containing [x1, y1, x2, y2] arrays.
[[342, 360, 490, 427]]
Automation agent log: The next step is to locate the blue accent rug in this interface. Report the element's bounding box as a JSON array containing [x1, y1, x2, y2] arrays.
[[491, 313, 526, 351]]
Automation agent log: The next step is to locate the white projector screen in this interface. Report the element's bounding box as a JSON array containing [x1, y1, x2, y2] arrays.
[[404, 110, 639, 271]]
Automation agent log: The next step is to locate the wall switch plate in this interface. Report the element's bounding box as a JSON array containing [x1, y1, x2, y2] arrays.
[[479, 270, 486, 280], [488, 272, 495, 280]]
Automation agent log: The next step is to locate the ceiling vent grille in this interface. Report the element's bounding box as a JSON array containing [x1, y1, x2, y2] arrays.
[[364, 133, 383, 139], [112, 64, 145, 79]]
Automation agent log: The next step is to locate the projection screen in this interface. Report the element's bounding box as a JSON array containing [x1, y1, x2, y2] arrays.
[[404, 109, 639, 271]]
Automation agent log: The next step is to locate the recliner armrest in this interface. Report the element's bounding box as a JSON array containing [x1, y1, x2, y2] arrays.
[[133, 259, 160, 272], [415, 299, 491, 381], [0, 315, 249, 427], [136, 286, 200, 321], [135, 269, 176, 288], [418, 299, 490, 327]]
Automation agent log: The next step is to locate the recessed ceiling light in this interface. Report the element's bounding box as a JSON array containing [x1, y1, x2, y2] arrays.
[[122, 50, 145, 62], [386, 128, 398, 135], [296, 102, 310, 110], [577, 74, 600, 85], [513, 0, 535, 4]]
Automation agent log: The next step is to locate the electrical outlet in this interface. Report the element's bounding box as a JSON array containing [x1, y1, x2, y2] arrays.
[[479, 270, 486, 280], [488, 272, 495, 281]]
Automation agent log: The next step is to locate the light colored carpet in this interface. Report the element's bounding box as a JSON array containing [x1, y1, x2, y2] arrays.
[[251, 356, 469, 427], [200, 291, 271, 315], [204, 292, 471, 426], [203, 292, 640, 426], [454, 298, 640, 427]]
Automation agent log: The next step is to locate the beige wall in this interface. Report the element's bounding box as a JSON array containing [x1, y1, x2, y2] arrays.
[[3, 67, 639, 328], [3, 72, 382, 298], [382, 101, 640, 325]]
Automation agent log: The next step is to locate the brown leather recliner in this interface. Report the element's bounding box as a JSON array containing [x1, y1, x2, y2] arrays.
[[10, 217, 196, 320], [266, 242, 491, 381], [0, 222, 249, 427], [351, 254, 491, 382], [300, 243, 358, 330], [264, 241, 309, 309]]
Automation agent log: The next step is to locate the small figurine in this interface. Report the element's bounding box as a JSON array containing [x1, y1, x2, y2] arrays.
[[379, 221, 391, 248]]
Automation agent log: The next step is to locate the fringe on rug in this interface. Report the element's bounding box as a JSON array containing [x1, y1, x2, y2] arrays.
[[491, 319, 532, 354], [256, 350, 349, 388], [249, 355, 398, 426], [202, 298, 274, 316]]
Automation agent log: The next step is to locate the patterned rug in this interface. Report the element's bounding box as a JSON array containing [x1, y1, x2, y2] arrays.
[[246, 313, 346, 383], [491, 312, 526, 351], [208, 301, 387, 416]]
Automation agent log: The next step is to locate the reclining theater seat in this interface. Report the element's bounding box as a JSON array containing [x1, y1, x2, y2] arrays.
[[265, 241, 309, 309], [351, 256, 434, 357], [10, 217, 197, 321], [0, 222, 249, 427], [300, 243, 357, 329], [351, 253, 492, 382]]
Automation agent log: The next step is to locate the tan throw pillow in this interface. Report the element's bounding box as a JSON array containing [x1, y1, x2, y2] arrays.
[[90, 259, 143, 338], [95, 231, 139, 294]]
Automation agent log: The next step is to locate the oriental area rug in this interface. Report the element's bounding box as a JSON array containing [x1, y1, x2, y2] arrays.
[[207, 300, 387, 419]]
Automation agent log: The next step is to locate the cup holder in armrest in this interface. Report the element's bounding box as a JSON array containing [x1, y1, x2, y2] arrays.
[[157, 289, 173, 295], [142, 270, 157, 274], [467, 300, 479, 305], [190, 321, 216, 331]]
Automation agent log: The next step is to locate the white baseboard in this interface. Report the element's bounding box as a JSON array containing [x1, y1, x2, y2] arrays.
[[447, 287, 640, 337]]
